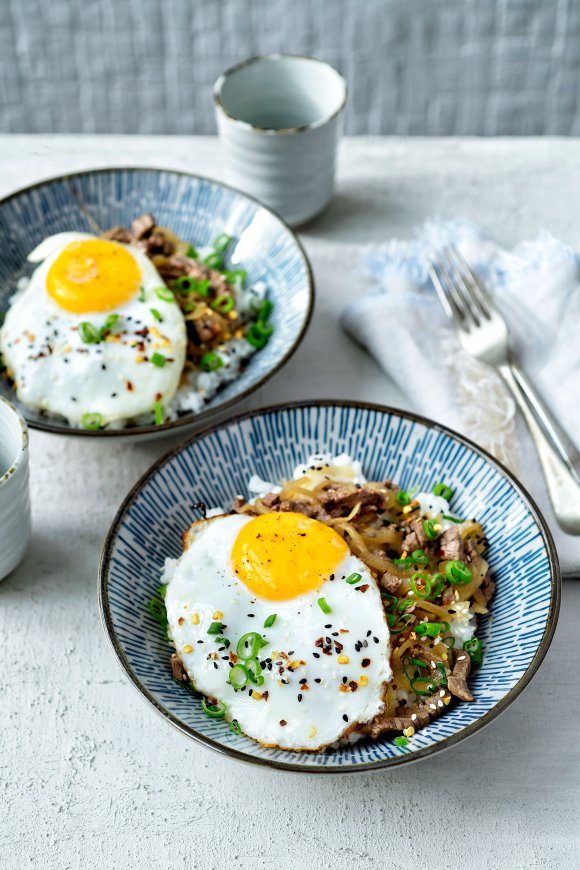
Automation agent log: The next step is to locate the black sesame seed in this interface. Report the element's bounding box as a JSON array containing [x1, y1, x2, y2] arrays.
[[342, 714, 349, 722], [331, 632, 339, 637], [299, 678, 307, 685], [366, 630, 372, 637], [324, 624, 332, 629], [314, 678, 321, 684], [312, 652, 320, 659], [373, 636, 379, 644], [297, 693, 303, 702], [342, 676, 347, 684]]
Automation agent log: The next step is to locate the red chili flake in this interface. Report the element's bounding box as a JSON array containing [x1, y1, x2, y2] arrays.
[[178, 617, 184, 625], [356, 584, 369, 593], [126, 380, 134, 391], [348, 681, 358, 692], [361, 658, 371, 667], [314, 637, 324, 648], [279, 720, 287, 726]]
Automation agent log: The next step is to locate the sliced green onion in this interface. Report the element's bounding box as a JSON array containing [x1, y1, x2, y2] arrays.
[[79, 322, 100, 344], [463, 637, 484, 666], [201, 698, 226, 718], [409, 572, 432, 599], [212, 234, 232, 254], [346, 572, 362, 585], [185, 244, 198, 259], [229, 718, 242, 735], [82, 412, 103, 431], [237, 632, 266, 661], [257, 299, 273, 321], [394, 736, 409, 748], [211, 294, 235, 314], [436, 661, 448, 687], [184, 302, 197, 313], [245, 657, 264, 686], [246, 321, 273, 350], [174, 276, 210, 297], [410, 549, 430, 566], [214, 636, 230, 648], [386, 612, 397, 628], [422, 519, 439, 541], [415, 621, 449, 637], [200, 351, 224, 372], [225, 268, 247, 286], [317, 597, 332, 614], [393, 557, 412, 568], [150, 308, 163, 322], [410, 676, 437, 696], [138, 287, 146, 302], [433, 482, 454, 501], [204, 252, 223, 270], [403, 656, 428, 680], [158, 584, 167, 599], [442, 635, 456, 649], [390, 612, 416, 634], [229, 664, 249, 691], [147, 596, 167, 629], [263, 614, 277, 628], [100, 313, 119, 337], [445, 559, 473, 585], [430, 572, 445, 598], [150, 352, 166, 367], [153, 400, 164, 426], [207, 621, 223, 635], [395, 490, 411, 506], [443, 514, 464, 524], [381, 593, 398, 609], [155, 286, 175, 302]]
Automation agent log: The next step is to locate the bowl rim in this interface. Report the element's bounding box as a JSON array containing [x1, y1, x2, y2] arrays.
[[0, 165, 315, 438], [99, 399, 561, 774]]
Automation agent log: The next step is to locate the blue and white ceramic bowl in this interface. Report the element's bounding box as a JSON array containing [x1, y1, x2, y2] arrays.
[[0, 168, 313, 437], [100, 401, 560, 773]]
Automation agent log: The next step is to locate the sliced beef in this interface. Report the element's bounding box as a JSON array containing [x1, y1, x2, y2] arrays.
[[261, 492, 281, 508], [171, 653, 189, 683], [101, 225, 133, 243], [188, 309, 224, 345], [361, 688, 452, 738], [402, 517, 431, 552], [379, 570, 403, 595], [131, 212, 156, 240], [143, 228, 175, 257], [439, 525, 467, 562], [156, 253, 196, 281], [318, 485, 384, 518], [277, 499, 331, 522], [448, 651, 474, 702], [480, 570, 496, 604]]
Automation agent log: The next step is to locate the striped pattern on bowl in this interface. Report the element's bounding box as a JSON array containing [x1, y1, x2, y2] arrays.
[[100, 401, 560, 772], [0, 168, 313, 436]]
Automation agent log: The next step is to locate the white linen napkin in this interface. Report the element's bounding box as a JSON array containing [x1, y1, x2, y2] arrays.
[[340, 219, 580, 576]]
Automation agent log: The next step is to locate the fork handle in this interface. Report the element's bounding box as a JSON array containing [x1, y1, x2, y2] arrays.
[[499, 363, 580, 535]]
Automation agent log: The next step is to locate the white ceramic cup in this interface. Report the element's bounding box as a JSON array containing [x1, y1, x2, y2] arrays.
[[0, 397, 31, 580], [214, 54, 347, 226]]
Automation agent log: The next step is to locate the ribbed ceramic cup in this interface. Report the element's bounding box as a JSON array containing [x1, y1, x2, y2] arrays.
[[214, 55, 347, 226], [0, 397, 30, 580]]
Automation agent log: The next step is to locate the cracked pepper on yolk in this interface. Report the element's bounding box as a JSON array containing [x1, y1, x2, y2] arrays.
[[231, 511, 349, 601], [46, 239, 141, 313]]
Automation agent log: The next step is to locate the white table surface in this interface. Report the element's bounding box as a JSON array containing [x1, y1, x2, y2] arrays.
[[1, 136, 578, 869]]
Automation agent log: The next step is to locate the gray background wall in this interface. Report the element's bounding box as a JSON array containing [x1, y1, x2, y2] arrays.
[[2, 0, 579, 136]]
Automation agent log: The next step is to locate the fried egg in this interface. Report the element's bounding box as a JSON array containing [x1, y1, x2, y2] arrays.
[[163, 511, 391, 751], [0, 233, 187, 427]]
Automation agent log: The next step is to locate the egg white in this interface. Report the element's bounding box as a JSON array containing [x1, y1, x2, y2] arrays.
[[0, 233, 187, 426], [163, 514, 391, 752]]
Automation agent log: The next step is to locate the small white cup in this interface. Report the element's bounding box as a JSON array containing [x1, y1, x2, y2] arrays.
[[214, 54, 347, 226], [0, 397, 31, 581]]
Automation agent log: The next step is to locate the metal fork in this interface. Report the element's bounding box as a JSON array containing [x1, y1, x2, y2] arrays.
[[428, 245, 580, 535]]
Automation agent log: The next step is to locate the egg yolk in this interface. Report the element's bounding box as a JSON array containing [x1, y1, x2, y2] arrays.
[[46, 239, 141, 313], [232, 512, 349, 601]]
